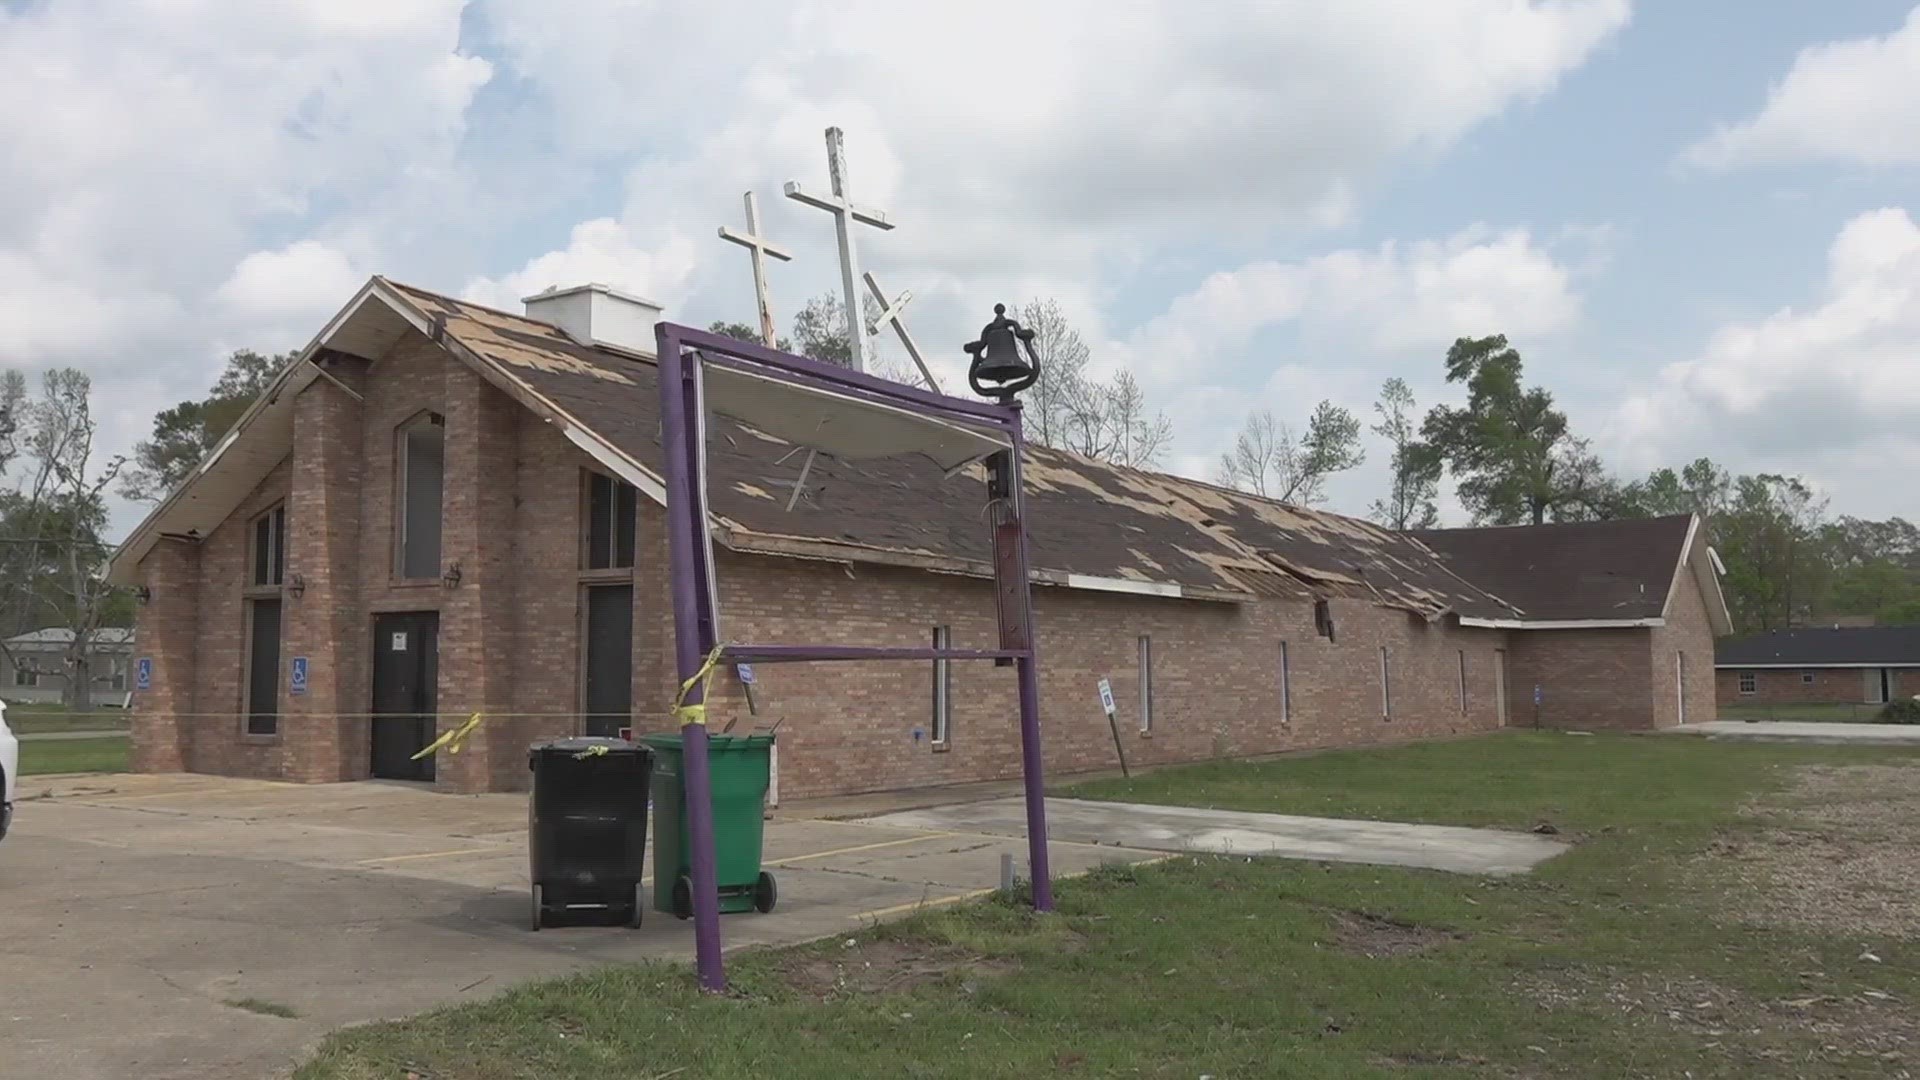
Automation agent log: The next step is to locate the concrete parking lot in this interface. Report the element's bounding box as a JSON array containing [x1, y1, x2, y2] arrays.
[[2, 773, 1152, 1080]]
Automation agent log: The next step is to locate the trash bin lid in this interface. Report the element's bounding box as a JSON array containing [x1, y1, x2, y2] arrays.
[[528, 736, 647, 765], [640, 732, 774, 752]]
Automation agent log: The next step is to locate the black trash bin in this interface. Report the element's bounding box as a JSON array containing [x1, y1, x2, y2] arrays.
[[528, 737, 650, 930]]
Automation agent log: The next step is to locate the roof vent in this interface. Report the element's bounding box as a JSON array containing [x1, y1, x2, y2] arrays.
[[522, 283, 663, 355]]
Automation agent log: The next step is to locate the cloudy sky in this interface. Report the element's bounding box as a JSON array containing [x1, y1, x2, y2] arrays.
[[5, 0, 1919, 535]]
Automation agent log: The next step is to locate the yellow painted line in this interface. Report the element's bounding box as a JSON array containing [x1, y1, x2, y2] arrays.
[[765, 831, 964, 867], [850, 887, 996, 922], [359, 846, 506, 865]]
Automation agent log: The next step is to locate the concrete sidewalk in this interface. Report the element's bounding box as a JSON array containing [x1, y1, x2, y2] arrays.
[[3, 773, 1158, 1080], [864, 796, 1569, 876], [16, 728, 128, 741], [1674, 720, 1920, 745]]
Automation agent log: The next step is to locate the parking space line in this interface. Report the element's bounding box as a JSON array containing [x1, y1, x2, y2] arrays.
[[359, 846, 506, 865], [849, 887, 996, 921], [764, 831, 963, 867]]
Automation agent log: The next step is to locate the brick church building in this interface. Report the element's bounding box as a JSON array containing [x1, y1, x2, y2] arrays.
[[107, 279, 1732, 799]]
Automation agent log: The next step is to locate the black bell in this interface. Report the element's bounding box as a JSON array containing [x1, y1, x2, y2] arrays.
[[964, 303, 1041, 399]]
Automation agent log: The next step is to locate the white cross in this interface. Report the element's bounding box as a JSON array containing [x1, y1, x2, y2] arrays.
[[717, 190, 792, 347], [862, 271, 940, 393], [785, 127, 894, 372]]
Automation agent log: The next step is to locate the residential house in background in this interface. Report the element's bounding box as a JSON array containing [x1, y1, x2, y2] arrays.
[[1716, 626, 1920, 707], [0, 627, 137, 706]]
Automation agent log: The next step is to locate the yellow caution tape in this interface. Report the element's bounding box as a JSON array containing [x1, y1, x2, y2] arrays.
[[410, 712, 485, 760], [671, 643, 729, 728]]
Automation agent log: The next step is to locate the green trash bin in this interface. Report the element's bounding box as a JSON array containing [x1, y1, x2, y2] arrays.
[[641, 732, 777, 918]]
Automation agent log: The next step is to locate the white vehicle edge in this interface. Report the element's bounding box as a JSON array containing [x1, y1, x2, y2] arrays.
[[0, 700, 16, 842]]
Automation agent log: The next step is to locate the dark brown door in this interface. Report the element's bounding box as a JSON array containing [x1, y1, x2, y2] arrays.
[[372, 612, 438, 781], [583, 585, 633, 737]]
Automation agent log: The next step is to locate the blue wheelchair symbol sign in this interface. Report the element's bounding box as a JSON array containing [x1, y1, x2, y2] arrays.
[[135, 657, 152, 692], [1533, 684, 1543, 706], [290, 657, 309, 696]]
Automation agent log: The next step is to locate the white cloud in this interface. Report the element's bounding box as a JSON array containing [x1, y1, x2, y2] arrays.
[[476, 0, 1627, 351], [1112, 227, 1582, 382], [216, 241, 367, 323], [1615, 208, 1920, 506], [462, 219, 699, 312], [1685, 6, 1920, 168]]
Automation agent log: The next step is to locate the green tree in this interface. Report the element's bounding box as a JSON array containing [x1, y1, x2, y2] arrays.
[[1367, 377, 1437, 529], [1878, 598, 1920, 625], [707, 320, 792, 352], [1413, 335, 1610, 525], [1217, 401, 1364, 505], [121, 349, 288, 502], [0, 369, 126, 707]]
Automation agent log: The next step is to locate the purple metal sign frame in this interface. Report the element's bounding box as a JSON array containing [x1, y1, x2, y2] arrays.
[[655, 322, 1054, 993]]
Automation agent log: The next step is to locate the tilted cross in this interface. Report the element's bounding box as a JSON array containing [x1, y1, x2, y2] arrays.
[[785, 127, 894, 372], [862, 271, 940, 393], [717, 191, 792, 347]]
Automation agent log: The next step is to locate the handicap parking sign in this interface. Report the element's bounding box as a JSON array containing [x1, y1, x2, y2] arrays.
[[135, 657, 152, 692], [290, 656, 309, 696]]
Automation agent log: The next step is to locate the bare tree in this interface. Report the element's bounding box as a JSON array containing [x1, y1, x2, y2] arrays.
[[1368, 377, 1439, 529], [1216, 401, 1365, 505], [1016, 299, 1091, 448], [0, 369, 126, 709]]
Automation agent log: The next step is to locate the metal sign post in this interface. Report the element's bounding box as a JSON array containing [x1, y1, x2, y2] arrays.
[[1098, 677, 1129, 778]]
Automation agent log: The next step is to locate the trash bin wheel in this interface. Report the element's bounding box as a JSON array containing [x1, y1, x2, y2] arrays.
[[671, 875, 694, 921], [754, 871, 777, 914], [628, 883, 644, 929], [530, 883, 544, 931]]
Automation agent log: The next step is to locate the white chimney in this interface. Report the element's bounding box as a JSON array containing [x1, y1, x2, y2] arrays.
[[522, 283, 663, 355]]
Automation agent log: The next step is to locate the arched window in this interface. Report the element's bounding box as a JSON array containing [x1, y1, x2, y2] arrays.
[[396, 413, 445, 579]]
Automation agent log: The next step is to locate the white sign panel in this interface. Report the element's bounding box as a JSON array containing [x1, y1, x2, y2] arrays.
[[1097, 677, 1116, 716], [391, 632, 408, 651]]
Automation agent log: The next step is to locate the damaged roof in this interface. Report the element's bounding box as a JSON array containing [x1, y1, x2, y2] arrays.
[[1412, 516, 1697, 623], [387, 281, 1519, 618]]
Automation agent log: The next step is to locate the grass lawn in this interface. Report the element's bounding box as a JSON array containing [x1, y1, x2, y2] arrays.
[[1720, 700, 1889, 723], [299, 733, 1920, 1079], [18, 735, 130, 775], [3, 701, 132, 734]]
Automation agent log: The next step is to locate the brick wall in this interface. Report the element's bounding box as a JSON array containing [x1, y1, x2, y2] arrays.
[[1504, 626, 1654, 730], [1650, 561, 1719, 726], [669, 553, 1508, 800]]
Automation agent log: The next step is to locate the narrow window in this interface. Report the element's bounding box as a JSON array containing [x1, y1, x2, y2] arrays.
[[1279, 640, 1292, 722], [1379, 646, 1392, 719], [246, 597, 282, 735], [1738, 671, 1756, 695], [251, 503, 286, 587], [13, 665, 37, 688], [1801, 671, 1815, 686], [1138, 634, 1153, 733], [397, 414, 445, 579], [1313, 599, 1336, 642], [931, 625, 952, 746], [585, 471, 639, 570], [1458, 650, 1468, 714]]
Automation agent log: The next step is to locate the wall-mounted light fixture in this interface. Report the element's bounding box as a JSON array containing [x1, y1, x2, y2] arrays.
[[133, 585, 152, 606], [442, 562, 463, 590], [286, 574, 306, 600]]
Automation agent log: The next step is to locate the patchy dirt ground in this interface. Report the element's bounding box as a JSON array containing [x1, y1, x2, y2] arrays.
[[761, 937, 1018, 1000], [1717, 763, 1920, 939], [1331, 910, 1461, 959], [1518, 967, 1914, 1074]]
